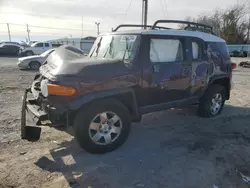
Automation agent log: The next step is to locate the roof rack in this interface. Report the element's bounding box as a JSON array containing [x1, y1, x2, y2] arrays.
[[112, 24, 170, 32], [152, 20, 215, 35]]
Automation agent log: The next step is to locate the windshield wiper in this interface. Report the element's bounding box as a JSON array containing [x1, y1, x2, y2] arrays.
[[95, 37, 103, 57], [122, 37, 129, 62], [90, 37, 102, 57], [103, 36, 114, 58]]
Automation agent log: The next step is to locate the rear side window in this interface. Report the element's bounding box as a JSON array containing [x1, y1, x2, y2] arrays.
[[192, 42, 200, 60], [150, 39, 183, 63], [45, 43, 50, 47]]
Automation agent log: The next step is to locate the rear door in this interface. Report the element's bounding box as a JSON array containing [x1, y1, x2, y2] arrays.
[[140, 35, 192, 106], [189, 37, 208, 97], [44, 43, 51, 51]]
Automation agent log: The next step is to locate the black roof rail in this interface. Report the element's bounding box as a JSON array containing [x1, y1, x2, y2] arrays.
[[112, 24, 170, 32], [152, 20, 215, 35]]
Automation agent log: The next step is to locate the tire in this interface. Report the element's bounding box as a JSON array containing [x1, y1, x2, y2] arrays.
[[29, 61, 41, 69], [198, 85, 225, 118], [25, 51, 33, 56], [74, 99, 131, 154]]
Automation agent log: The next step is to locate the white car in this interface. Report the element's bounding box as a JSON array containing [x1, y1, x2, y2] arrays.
[[19, 42, 53, 56], [17, 49, 55, 69]]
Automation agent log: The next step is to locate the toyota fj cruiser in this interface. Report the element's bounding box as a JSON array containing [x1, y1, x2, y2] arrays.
[[21, 20, 233, 154]]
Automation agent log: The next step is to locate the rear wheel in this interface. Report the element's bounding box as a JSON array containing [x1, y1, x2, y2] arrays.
[[74, 99, 131, 154], [198, 85, 225, 118], [29, 61, 41, 69]]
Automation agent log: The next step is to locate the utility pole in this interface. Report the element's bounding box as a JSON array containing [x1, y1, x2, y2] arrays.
[[142, 0, 148, 29], [7, 23, 11, 42], [95, 22, 100, 36], [81, 16, 83, 38], [142, 1, 144, 28], [26, 24, 30, 42]]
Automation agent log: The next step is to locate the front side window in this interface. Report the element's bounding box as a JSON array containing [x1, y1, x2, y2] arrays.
[[89, 35, 140, 62], [32, 43, 43, 47], [150, 39, 183, 63]]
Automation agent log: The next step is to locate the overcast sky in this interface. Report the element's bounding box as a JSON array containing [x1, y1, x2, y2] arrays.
[[0, 0, 244, 41]]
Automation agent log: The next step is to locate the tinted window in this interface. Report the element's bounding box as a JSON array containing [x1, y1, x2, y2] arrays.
[[45, 43, 50, 47], [208, 42, 230, 60], [35, 43, 43, 47], [192, 42, 201, 60], [150, 39, 183, 63]]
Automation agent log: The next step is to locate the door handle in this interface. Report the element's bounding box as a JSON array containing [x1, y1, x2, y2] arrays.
[[183, 67, 190, 72], [153, 64, 160, 73], [182, 67, 191, 75]]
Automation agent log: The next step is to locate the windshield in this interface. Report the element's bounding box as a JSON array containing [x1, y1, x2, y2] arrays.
[[89, 35, 140, 62], [40, 49, 54, 57]]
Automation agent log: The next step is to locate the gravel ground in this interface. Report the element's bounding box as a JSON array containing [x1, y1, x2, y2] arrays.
[[1, 57, 250, 188]]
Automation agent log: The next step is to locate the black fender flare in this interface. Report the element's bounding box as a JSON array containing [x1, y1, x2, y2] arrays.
[[207, 74, 231, 99], [68, 88, 141, 122], [208, 74, 231, 85]]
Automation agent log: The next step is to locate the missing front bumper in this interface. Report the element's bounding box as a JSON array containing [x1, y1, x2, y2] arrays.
[[21, 88, 50, 141]]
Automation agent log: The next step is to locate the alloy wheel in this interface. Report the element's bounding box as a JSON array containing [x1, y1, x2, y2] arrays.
[[88, 111, 123, 145]]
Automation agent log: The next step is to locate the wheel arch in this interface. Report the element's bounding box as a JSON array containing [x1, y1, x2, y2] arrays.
[[68, 88, 141, 123], [25, 50, 34, 55], [208, 76, 231, 100], [29, 60, 41, 68]]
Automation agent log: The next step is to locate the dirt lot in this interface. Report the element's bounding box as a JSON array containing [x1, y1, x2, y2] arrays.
[[1, 57, 250, 188]]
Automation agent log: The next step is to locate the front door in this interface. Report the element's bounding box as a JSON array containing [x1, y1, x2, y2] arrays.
[[140, 36, 192, 107], [33, 43, 45, 54]]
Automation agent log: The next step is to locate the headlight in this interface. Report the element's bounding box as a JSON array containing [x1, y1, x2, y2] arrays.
[[41, 79, 49, 97]]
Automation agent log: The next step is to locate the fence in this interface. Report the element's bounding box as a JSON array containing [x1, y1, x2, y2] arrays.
[[49, 38, 96, 53], [227, 44, 250, 51], [0, 23, 99, 53], [227, 44, 250, 57]]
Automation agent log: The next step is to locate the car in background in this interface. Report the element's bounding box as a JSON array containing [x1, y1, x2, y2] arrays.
[[17, 45, 85, 70], [19, 42, 53, 56], [27, 41, 38, 46], [0, 41, 20, 45], [17, 48, 55, 70], [230, 49, 248, 57], [0, 43, 23, 57], [239, 61, 250, 68]]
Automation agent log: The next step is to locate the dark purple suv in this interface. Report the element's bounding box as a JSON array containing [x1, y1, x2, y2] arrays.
[[21, 20, 233, 154]]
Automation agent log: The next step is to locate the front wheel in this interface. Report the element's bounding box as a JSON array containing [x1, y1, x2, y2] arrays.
[[198, 85, 225, 118], [74, 99, 131, 154], [29, 61, 41, 69]]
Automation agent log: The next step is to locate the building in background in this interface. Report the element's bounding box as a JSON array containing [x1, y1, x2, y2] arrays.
[[48, 36, 96, 54]]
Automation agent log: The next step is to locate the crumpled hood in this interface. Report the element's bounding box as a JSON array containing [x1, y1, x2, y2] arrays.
[[40, 45, 131, 81]]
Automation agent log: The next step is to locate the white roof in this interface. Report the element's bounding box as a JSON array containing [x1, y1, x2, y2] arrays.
[[0, 42, 22, 48], [108, 29, 225, 43]]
